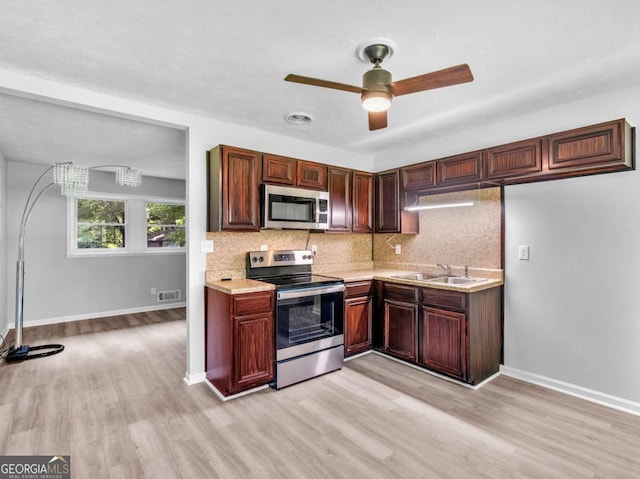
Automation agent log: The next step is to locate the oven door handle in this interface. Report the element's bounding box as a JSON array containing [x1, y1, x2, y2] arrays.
[[277, 284, 345, 300]]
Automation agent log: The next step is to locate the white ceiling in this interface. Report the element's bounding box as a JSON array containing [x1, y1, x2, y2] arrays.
[[1, 0, 640, 179]]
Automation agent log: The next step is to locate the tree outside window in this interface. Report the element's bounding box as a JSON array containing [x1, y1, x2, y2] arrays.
[[146, 203, 185, 248], [76, 199, 126, 249]]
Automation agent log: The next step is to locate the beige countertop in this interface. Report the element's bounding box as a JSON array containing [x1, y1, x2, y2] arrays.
[[205, 278, 275, 295], [324, 268, 504, 293], [206, 269, 503, 295]]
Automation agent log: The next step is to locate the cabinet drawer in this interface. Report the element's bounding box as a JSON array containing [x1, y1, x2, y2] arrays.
[[345, 280, 373, 298], [233, 291, 273, 316], [384, 283, 419, 303], [422, 288, 466, 312]]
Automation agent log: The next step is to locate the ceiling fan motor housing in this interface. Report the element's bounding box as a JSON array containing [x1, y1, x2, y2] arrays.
[[362, 66, 393, 96]]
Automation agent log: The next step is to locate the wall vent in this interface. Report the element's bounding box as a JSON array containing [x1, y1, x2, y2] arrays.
[[157, 290, 181, 302]]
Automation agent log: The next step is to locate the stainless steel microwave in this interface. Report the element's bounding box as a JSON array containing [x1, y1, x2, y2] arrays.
[[261, 184, 330, 229]]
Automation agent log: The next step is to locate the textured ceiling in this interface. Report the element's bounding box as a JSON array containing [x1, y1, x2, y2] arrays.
[[1, 0, 640, 179]]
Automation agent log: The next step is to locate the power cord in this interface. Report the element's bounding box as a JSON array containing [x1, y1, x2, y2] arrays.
[[0, 333, 14, 360]]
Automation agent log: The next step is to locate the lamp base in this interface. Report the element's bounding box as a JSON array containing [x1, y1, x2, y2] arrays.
[[5, 344, 64, 362]]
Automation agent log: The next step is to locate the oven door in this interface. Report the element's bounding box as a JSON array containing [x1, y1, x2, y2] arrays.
[[275, 284, 344, 361]]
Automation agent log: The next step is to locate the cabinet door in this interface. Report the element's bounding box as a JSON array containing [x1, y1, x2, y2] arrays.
[[375, 170, 400, 233], [352, 171, 373, 233], [436, 151, 483, 187], [345, 296, 372, 356], [548, 119, 624, 171], [222, 147, 261, 231], [383, 300, 418, 362], [486, 138, 543, 180], [263, 154, 296, 185], [327, 167, 352, 232], [375, 170, 419, 234], [233, 314, 274, 392], [297, 160, 327, 190], [401, 162, 436, 190], [422, 307, 466, 379]]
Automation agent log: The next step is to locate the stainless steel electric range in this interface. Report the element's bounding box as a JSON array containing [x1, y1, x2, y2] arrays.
[[246, 249, 345, 389]]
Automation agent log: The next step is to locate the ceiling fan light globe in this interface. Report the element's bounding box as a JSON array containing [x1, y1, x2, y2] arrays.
[[362, 91, 392, 112]]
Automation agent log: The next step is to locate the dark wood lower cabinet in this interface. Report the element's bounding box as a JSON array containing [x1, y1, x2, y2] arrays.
[[383, 300, 418, 363], [378, 282, 502, 385], [344, 281, 373, 357], [421, 307, 466, 379], [205, 287, 274, 396]]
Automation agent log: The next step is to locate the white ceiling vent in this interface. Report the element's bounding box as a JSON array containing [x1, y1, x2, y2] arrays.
[[285, 113, 313, 129]]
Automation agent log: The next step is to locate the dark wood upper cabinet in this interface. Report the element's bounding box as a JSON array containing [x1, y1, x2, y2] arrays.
[[297, 160, 328, 191], [486, 138, 544, 180], [547, 119, 629, 171], [375, 169, 418, 234], [208, 145, 261, 232], [327, 167, 352, 232], [395, 119, 633, 197], [262, 154, 296, 185], [436, 151, 484, 187], [352, 171, 373, 233], [401, 162, 436, 190]]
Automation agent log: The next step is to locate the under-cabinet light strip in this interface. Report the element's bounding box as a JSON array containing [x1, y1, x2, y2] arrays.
[[404, 201, 475, 212]]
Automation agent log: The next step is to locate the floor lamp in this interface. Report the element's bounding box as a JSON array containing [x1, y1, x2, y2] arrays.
[[6, 162, 142, 362]]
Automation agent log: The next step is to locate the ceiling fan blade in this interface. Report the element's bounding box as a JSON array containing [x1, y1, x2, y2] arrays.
[[284, 74, 363, 94], [368, 111, 388, 131], [390, 64, 474, 97]]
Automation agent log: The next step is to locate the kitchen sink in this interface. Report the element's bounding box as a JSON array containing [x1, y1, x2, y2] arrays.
[[391, 273, 443, 281], [391, 273, 484, 285], [426, 276, 483, 285]]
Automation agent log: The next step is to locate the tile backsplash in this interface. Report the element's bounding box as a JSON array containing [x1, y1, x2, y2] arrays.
[[373, 187, 502, 274], [205, 230, 373, 282], [205, 187, 502, 282]]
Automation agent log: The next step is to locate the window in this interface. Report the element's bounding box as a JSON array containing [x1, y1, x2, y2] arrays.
[[146, 202, 186, 248], [68, 193, 185, 257], [76, 198, 126, 249]]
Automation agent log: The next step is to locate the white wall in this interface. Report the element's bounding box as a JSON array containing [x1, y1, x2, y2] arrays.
[[497, 87, 640, 409], [0, 152, 7, 338], [504, 170, 640, 405], [6, 161, 187, 325]]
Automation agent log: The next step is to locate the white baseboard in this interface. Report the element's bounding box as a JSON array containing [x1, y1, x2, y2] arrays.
[[183, 371, 206, 385], [202, 377, 270, 401], [8, 302, 186, 329], [500, 365, 640, 417], [371, 350, 499, 390]]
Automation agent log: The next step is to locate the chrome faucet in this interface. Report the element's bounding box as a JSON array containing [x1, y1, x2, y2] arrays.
[[437, 263, 452, 276]]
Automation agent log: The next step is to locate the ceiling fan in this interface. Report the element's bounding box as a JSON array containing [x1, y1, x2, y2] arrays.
[[285, 43, 474, 131]]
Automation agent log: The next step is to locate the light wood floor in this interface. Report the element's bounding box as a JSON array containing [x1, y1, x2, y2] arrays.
[[1, 309, 639, 478]]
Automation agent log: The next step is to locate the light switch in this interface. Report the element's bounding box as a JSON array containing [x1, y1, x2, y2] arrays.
[[201, 240, 214, 253], [518, 245, 530, 260], [395, 244, 402, 255]]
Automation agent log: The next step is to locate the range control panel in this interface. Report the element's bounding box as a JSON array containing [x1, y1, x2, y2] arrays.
[[248, 250, 314, 268]]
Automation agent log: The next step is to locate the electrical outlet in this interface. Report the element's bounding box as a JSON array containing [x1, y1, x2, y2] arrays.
[[151, 287, 157, 295], [200, 240, 214, 253], [518, 245, 530, 260], [311, 245, 318, 256], [394, 244, 401, 255], [260, 244, 268, 251]]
